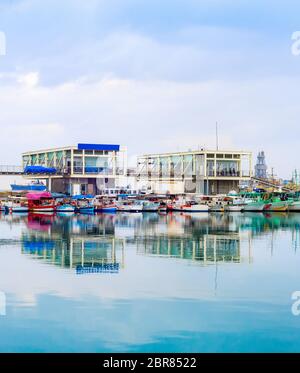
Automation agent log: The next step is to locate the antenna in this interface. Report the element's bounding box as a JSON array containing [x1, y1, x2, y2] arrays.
[[216, 122, 219, 151]]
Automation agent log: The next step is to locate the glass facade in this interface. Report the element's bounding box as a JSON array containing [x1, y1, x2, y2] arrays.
[[216, 161, 239, 177]]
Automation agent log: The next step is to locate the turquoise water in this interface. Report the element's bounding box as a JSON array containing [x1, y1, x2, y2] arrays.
[[0, 211, 300, 352]]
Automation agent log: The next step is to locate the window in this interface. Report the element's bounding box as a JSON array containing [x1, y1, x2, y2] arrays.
[[206, 160, 215, 176], [207, 154, 215, 158], [216, 154, 224, 158], [216, 161, 239, 177], [225, 154, 232, 159]]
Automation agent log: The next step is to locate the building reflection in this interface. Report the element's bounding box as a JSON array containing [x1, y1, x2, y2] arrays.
[[21, 213, 125, 273], [2, 210, 300, 270]]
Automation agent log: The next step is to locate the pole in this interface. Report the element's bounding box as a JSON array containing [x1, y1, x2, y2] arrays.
[[216, 122, 219, 151]]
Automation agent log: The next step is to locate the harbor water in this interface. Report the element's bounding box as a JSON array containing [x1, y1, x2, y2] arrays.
[[0, 211, 300, 352]]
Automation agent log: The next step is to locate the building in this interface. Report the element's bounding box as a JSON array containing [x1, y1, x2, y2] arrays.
[[22, 143, 128, 195], [137, 149, 252, 195], [254, 151, 267, 179]]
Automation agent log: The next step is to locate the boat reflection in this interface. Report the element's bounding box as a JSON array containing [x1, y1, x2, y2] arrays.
[[1, 211, 300, 270]]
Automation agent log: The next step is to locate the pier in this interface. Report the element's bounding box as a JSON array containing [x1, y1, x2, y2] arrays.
[[0, 165, 24, 175]]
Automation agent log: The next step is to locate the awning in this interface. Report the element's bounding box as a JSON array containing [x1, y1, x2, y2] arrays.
[[26, 192, 53, 200]]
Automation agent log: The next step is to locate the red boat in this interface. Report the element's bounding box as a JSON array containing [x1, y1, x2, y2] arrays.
[[26, 192, 56, 212]]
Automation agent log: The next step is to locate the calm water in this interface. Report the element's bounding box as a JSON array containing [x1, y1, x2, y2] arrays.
[[0, 211, 300, 352]]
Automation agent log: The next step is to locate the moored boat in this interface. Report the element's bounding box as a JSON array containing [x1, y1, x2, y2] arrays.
[[172, 203, 209, 212], [288, 200, 300, 212], [209, 205, 224, 212], [142, 201, 160, 212], [93, 196, 117, 213], [243, 200, 270, 212], [116, 200, 143, 212], [26, 192, 55, 212], [264, 200, 289, 212], [56, 204, 75, 213], [224, 204, 244, 212]]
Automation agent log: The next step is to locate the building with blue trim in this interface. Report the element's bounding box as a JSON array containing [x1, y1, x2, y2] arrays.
[[22, 144, 128, 195]]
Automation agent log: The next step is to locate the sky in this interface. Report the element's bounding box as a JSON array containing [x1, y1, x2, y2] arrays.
[[0, 0, 300, 178]]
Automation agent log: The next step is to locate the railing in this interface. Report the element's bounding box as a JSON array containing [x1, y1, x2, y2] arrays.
[[0, 165, 24, 174]]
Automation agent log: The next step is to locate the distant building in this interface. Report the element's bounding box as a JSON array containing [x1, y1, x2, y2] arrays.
[[137, 149, 252, 195], [255, 151, 267, 179]]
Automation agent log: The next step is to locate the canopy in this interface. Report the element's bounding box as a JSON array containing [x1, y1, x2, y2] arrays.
[[24, 166, 56, 174], [72, 194, 94, 200], [26, 192, 53, 200]]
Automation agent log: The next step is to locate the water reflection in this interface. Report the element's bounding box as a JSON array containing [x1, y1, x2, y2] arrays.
[[1, 211, 300, 269], [21, 213, 125, 273], [1, 211, 300, 352]]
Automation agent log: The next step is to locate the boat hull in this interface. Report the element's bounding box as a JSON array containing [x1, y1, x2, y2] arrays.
[[289, 202, 300, 212], [30, 207, 55, 212], [79, 207, 95, 214], [264, 202, 288, 212], [243, 203, 269, 212], [173, 204, 209, 212], [56, 205, 75, 213], [95, 207, 117, 212], [224, 205, 244, 212], [11, 207, 29, 213]]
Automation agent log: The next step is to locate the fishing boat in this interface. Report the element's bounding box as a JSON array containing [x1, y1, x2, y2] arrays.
[[223, 196, 245, 212], [243, 200, 271, 212], [56, 204, 75, 213], [263, 194, 289, 212], [158, 203, 167, 213], [79, 205, 94, 214], [224, 204, 244, 212], [116, 200, 143, 212], [288, 200, 300, 212], [11, 180, 47, 192], [6, 197, 29, 213], [72, 195, 95, 214], [172, 202, 209, 212], [142, 201, 160, 212], [209, 204, 224, 212], [93, 196, 117, 213], [26, 192, 55, 212]]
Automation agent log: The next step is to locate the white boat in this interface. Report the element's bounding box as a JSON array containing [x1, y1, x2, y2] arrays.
[[224, 205, 244, 212], [6, 199, 29, 213], [142, 201, 160, 212], [288, 201, 300, 212], [11, 206, 29, 213], [243, 200, 269, 212], [173, 203, 209, 212], [209, 201, 224, 212], [117, 201, 143, 212]]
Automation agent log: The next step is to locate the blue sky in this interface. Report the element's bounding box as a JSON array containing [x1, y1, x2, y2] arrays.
[[0, 0, 300, 177]]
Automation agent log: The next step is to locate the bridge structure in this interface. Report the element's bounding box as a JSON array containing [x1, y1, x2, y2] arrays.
[[0, 165, 24, 175], [251, 177, 294, 193]]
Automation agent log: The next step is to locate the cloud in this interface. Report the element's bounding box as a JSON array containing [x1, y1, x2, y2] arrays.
[[0, 73, 298, 178], [17, 71, 39, 87]]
